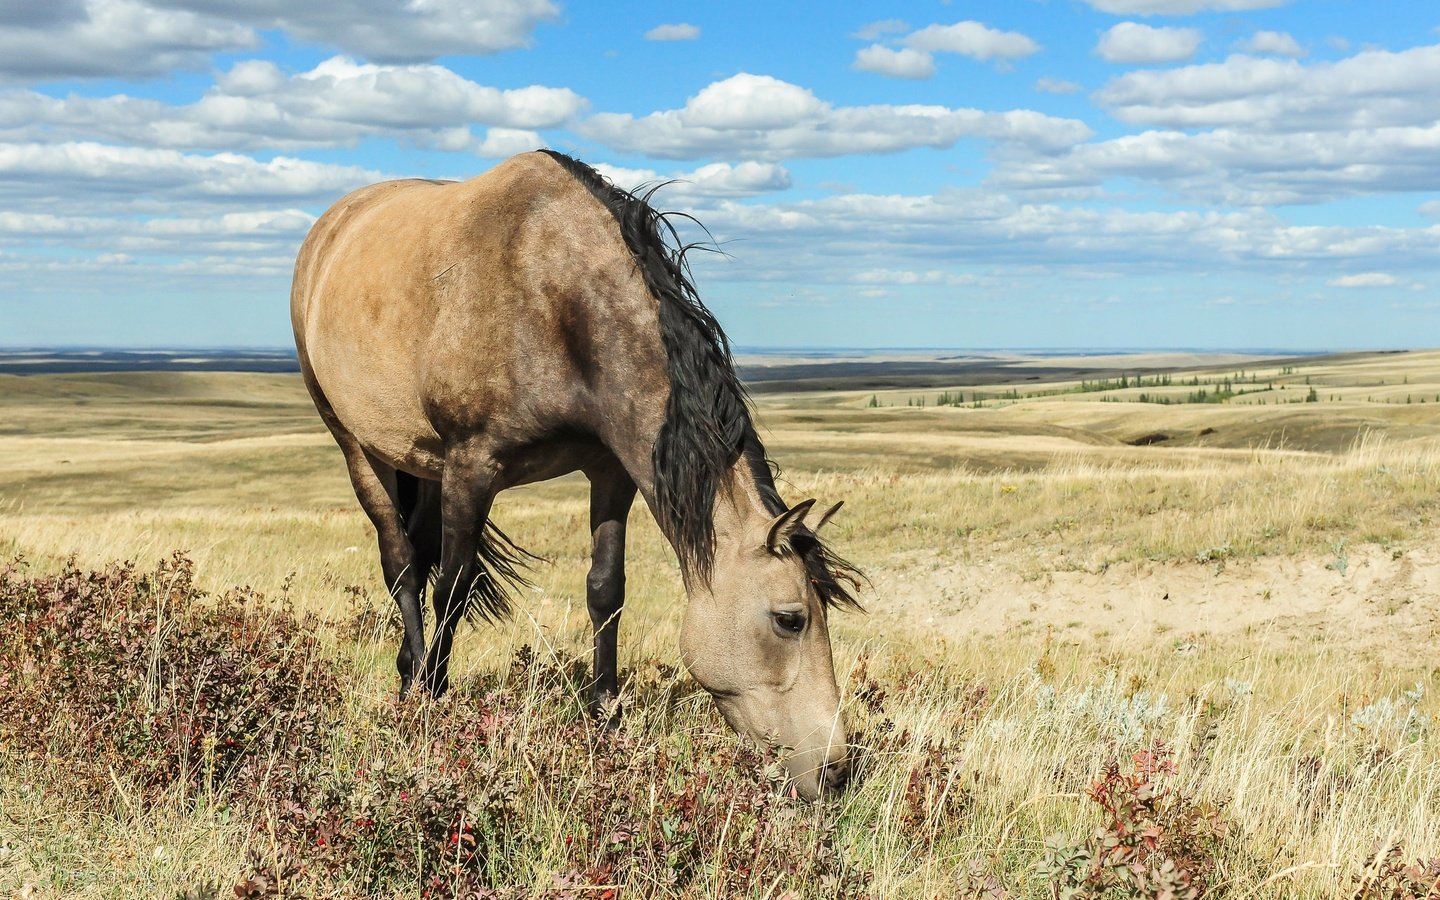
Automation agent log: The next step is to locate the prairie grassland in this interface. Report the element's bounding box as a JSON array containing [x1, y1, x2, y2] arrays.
[[1, 350, 1438, 898]]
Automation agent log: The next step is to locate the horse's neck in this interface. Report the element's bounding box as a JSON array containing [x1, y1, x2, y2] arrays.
[[664, 459, 770, 594], [712, 459, 774, 545]]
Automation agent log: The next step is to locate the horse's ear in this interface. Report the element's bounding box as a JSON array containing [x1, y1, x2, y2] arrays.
[[810, 500, 843, 532], [765, 499, 816, 554]]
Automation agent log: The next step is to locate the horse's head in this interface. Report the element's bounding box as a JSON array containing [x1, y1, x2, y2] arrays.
[[679, 498, 859, 800]]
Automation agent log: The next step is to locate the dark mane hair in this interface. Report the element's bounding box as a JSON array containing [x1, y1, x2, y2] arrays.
[[539, 149, 863, 611]]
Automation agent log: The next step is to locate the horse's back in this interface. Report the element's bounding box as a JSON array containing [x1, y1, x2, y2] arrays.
[[291, 152, 661, 478]]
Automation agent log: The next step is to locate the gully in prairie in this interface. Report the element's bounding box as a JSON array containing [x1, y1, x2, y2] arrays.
[[290, 151, 863, 798]]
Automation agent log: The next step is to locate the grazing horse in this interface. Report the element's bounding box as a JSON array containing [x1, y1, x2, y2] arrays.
[[290, 150, 863, 798]]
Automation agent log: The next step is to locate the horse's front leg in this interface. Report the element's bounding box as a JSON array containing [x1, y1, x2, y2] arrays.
[[584, 457, 637, 728]]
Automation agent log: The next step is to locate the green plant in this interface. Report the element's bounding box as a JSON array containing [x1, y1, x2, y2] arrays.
[[1038, 745, 1232, 898]]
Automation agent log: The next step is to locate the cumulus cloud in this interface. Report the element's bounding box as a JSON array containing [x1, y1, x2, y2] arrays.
[[476, 128, 543, 158], [1329, 272, 1400, 287], [578, 73, 1091, 161], [0, 57, 586, 152], [592, 160, 793, 201], [853, 20, 1039, 79], [0, 0, 88, 27], [1096, 43, 1440, 130], [0, 209, 316, 267], [0, 0, 558, 81], [0, 141, 383, 204], [0, 0, 255, 82], [664, 188, 1440, 298], [904, 21, 1041, 61], [644, 23, 699, 41], [1036, 77, 1083, 94], [150, 0, 559, 63], [1097, 23, 1202, 63], [853, 268, 981, 286], [990, 123, 1440, 205], [1238, 30, 1304, 56], [681, 74, 825, 130], [0, 139, 380, 300], [1084, 0, 1287, 14], [853, 19, 908, 41], [1038, 40, 1440, 204], [853, 45, 936, 79], [1420, 200, 1440, 219]]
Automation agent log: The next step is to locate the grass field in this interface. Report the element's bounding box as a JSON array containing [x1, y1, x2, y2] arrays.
[[1, 349, 1438, 898]]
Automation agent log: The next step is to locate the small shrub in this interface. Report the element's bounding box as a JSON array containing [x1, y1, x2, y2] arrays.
[[239, 648, 872, 898], [1351, 842, 1440, 900], [0, 554, 341, 808], [1038, 744, 1232, 898]]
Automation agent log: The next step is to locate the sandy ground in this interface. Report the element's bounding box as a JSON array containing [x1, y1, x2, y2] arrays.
[[867, 544, 1440, 663]]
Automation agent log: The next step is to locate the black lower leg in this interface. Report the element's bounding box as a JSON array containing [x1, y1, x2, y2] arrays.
[[585, 461, 636, 725], [397, 474, 442, 695]]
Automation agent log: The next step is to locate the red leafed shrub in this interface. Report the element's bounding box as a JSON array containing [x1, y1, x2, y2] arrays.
[[1351, 843, 1440, 900], [0, 554, 340, 807], [1039, 744, 1233, 898], [238, 651, 871, 899]]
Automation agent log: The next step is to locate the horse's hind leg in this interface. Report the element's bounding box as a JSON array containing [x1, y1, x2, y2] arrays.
[[333, 436, 428, 696], [584, 457, 637, 726], [397, 472, 442, 598], [422, 441, 501, 697]]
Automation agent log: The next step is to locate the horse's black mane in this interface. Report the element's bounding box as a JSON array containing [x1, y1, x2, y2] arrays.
[[539, 149, 862, 611]]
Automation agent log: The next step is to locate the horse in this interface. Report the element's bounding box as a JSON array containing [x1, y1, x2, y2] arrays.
[[290, 150, 863, 799]]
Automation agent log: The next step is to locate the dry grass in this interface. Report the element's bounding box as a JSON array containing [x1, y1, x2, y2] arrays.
[[1, 351, 1438, 897]]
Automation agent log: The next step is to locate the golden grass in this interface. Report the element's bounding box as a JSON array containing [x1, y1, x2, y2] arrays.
[[2, 350, 1438, 897]]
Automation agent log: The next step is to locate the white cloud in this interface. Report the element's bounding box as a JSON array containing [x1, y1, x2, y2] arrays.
[[0, 0, 558, 81], [852, 20, 1038, 79], [151, 0, 559, 64], [0, 141, 383, 203], [644, 23, 699, 41], [1097, 44, 1440, 131], [578, 73, 1091, 161], [1097, 23, 1202, 64], [1329, 272, 1400, 287], [853, 19, 908, 41], [0, 0, 255, 82], [664, 188, 1440, 297], [1036, 77, 1083, 94], [990, 123, 1440, 205], [904, 21, 1041, 61], [853, 45, 936, 80], [1237, 30, 1304, 57], [1084, 0, 1287, 14], [0, 209, 317, 267], [0, 0, 89, 28], [854, 268, 981, 286], [476, 128, 542, 158], [593, 161, 792, 201], [1420, 200, 1440, 219], [682, 74, 826, 130], [0, 57, 586, 151]]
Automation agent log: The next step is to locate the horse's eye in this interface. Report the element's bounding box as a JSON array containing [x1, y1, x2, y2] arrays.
[[772, 611, 806, 636]]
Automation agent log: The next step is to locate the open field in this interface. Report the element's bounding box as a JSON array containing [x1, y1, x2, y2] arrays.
[[1, 349, 1438, 897]]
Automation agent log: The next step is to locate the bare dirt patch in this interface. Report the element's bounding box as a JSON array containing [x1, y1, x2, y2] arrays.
[[868, 544, 1440, 663]]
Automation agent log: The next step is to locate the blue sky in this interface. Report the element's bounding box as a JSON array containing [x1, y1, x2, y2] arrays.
[[2, 0, 1438, 349]]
